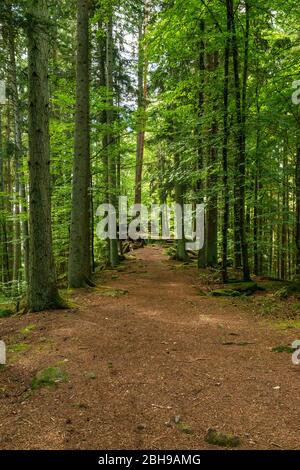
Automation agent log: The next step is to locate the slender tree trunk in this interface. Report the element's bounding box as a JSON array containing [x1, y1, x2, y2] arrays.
[[106, 5, 119, 266], [7, 10, 30, 288], [96, 20, 110, 261], [206, 51, 219, 267], [0, 109, 6, 285], [229, 0, 250, 281], [175, 176, 187, 261], [281, 149, 288, 280], [5, 107, 13, 283], [253, 95, 261, 276], [197, 20, 206, 269], [295, 144, 300, 277], [27, 0, 60, 311], [222, 1, 231, 283], [68, 0, 92, 287], [135, 1, 148, 205]]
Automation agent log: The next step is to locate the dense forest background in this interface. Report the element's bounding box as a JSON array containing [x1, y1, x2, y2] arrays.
[[0, 0, 300, 311]]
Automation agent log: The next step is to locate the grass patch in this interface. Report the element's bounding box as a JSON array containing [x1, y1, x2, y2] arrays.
[[250, 297, 300, 320], [275, 320, 300, 330], [8, 342, 29, 354], [164, 246, 177, 259], [197, 290, 208, 297], [205, 429, 241, 448], [20, 324, 37, 335], [31, 367, 68, 390]]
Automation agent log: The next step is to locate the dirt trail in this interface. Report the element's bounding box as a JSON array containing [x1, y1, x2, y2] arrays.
[[0, 246, 300, 450]]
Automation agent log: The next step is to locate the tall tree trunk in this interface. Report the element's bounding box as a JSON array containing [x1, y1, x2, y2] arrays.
[[222, 1, 231, 283], [253, 92, 261, 276], [175, 154, 187, 262], [295, 144, 300, 278], [206, 51, 219, 267], [229, 0, 250, 281], [135, 1, 148, 205], [0, 109, 6, 285], [5, 107, 13, 283], [281, 148, 288, 280], [97, 20, 111, 262], [27, 0, 60, 311], [106, 5, 119, 266], [68, 0, 92, 287], [7, 9, 30, 288], [197, 19, 206, 269]]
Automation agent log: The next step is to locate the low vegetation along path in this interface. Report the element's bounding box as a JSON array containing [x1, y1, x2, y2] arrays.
[[1, 246, 300, 450]]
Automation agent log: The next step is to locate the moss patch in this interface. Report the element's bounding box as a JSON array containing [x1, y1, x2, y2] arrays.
[[96, 286, 128, 298], [176, 422, 194, 435], [31, 367, 68, 390], [219, 282, 263, 296], [210, 282, 265, 298], [272, 345, 294, 353], [211, 289, 241, 297], [205, 429, 241, 448]]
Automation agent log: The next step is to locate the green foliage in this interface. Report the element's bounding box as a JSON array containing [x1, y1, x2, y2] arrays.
[[0, 309, 14, 319]]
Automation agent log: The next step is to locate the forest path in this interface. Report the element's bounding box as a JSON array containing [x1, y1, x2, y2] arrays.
[[1, 246, 300, 449]]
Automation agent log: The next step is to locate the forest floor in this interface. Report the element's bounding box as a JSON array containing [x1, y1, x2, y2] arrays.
[[1, 246, 300, 450]]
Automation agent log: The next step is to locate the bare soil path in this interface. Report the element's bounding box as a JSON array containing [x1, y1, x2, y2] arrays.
[[0, 246, 300, 449]]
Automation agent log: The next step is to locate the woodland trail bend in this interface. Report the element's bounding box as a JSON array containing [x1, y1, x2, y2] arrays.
[[0, 246, 300, 449]]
